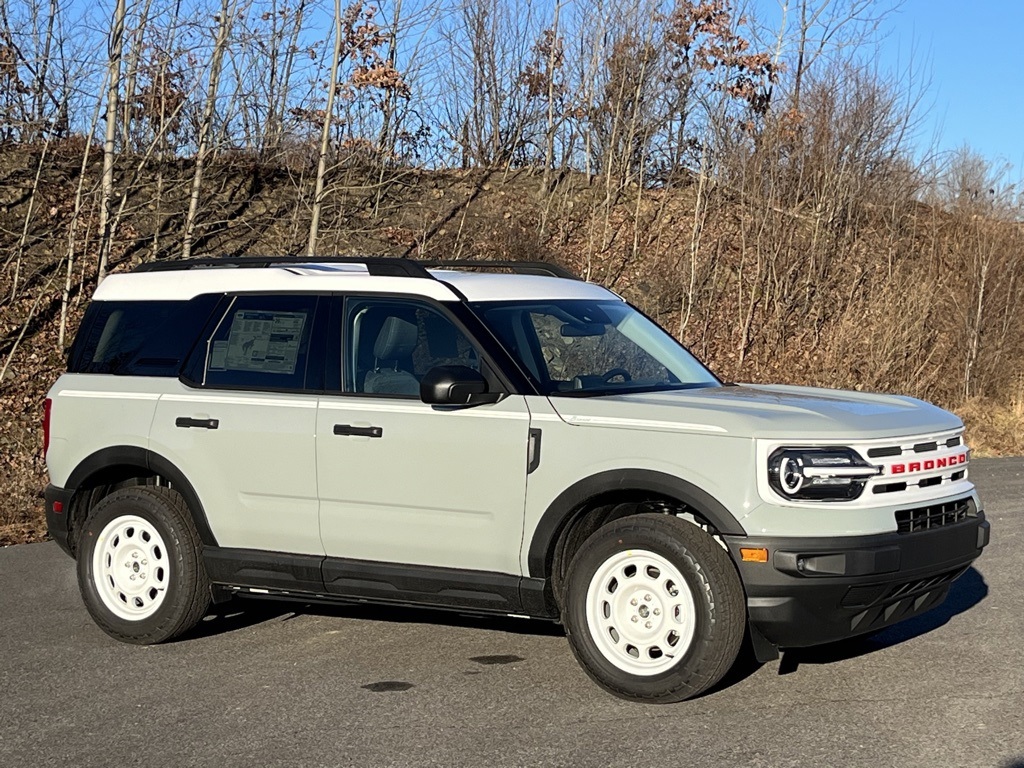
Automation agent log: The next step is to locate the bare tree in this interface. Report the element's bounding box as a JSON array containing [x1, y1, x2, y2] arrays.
[[307, 0, 350, 257], [181, 0, 238, 260], [97, 0, 127, 283]]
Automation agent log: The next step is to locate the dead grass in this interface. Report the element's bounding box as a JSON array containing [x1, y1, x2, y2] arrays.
[[954, 397, 1024, 458], [0, 520, 47, 547]]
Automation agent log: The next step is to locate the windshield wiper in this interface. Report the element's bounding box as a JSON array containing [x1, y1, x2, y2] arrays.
[[550, 382, 718, 398]]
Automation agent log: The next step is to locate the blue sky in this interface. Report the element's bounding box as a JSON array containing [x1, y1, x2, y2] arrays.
[[877, 0, 1024, 178], [49, 0, 1023, 181]]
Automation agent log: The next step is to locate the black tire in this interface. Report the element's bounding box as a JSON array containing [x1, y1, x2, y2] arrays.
[[76, 486, 211, 644], [562, 513, 746, 703]]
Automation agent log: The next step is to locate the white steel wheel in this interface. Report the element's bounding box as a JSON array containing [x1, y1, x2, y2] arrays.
[[92, 514, 171, 621], [585, 549, 698, 676], [563, 513, 746, 703], [77, 486, 210, 644]]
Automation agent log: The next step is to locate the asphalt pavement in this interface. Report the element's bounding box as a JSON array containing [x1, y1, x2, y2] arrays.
[[1, 459, 1022, 767]]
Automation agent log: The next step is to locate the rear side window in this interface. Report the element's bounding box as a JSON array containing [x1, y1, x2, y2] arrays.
[[202, 295, 318, 390], [68, 296, 219, 376]]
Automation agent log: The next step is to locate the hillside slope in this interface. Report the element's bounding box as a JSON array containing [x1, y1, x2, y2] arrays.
[[2, 147, 1021, 544]]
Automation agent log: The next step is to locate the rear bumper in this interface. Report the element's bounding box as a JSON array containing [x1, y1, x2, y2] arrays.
[[44, 484, 75, 557], [724, 510, 990, 649]]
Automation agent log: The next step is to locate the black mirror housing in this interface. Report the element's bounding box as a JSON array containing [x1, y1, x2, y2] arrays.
[[420, 365, 502, 406]]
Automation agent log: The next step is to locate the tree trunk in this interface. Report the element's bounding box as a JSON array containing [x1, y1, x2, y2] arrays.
[[181, 0, 236, 261], [307, 0, 346, 258], [121, 0, 154, 148], [97, 0, 126, 284]]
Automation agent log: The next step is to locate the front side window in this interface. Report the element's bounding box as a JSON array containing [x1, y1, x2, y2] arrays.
[[344, 298, 480, 397], [203, 295, 317, 390], [473, 299, 720, 396]]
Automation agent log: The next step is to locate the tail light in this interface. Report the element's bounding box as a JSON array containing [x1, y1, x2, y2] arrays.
[[43, 397, 52, 457]]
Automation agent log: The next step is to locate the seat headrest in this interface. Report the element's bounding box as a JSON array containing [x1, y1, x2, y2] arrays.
[[373, 316, 418, 360]]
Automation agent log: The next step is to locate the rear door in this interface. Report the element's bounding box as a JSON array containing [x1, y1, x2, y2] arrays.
[[149, 294, 325, 555]]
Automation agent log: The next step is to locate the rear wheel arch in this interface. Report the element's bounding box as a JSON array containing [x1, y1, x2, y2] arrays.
[[63, 447, 217, 555], [528, 469, 746, 602]]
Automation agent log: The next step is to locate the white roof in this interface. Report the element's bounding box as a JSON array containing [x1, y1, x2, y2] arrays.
[[93, 263, 618, 303], [430, 270, 614, 302]]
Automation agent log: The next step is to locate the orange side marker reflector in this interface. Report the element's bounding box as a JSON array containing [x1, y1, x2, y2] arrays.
[[740, 547, 769, 563]]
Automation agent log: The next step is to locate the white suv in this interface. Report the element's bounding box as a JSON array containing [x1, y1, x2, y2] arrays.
[[44, 257, 989, 702]]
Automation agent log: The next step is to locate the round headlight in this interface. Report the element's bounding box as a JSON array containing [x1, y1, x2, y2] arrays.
[[768, 447, 879, 502]]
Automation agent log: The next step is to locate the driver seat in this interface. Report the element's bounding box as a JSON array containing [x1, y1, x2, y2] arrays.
[[363, 316, 420, 396]]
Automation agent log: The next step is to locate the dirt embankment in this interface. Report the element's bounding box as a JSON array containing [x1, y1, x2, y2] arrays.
[[2, 147, 1021, 545]]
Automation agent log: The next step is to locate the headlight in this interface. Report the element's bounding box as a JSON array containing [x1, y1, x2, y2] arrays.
[[767, 447, 880, 501]]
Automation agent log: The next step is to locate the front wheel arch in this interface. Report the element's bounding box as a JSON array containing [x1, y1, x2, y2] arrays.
[[527, 469, 746, 581]]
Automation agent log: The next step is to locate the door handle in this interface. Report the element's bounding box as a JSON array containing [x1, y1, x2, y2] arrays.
[[333, 424, 383, 438], [175, 417, 220, 430]]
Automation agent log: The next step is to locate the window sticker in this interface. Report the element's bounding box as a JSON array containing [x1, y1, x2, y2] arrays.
[[223, 310, 306, 374], [208, 340, 228, 370]]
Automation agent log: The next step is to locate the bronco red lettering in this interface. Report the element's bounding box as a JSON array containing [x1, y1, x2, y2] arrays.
[[892, 464, 905, 474], [936, 457, 947, 468], [924, 460, 935, 470], [909, 462, 921, 472]]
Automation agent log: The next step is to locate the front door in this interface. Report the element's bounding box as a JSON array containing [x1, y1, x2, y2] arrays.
[[316, 296, 531, 574]]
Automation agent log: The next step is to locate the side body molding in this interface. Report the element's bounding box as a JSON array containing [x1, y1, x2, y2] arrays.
[[65, 446, 218, 547], [527, 469, 746, 577]]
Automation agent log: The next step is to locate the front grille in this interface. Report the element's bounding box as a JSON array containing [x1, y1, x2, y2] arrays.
[[895, 498, 976, 534]]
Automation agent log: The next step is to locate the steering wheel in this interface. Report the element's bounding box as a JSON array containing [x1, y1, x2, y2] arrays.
[[601, 368, 632, 383]]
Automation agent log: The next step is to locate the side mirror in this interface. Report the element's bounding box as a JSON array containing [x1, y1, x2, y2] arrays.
[[420, 365, 502, 406]]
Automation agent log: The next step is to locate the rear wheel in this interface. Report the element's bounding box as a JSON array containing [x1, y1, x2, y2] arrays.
[[563, 513, 746, 702], [77, 486, 211, 644]]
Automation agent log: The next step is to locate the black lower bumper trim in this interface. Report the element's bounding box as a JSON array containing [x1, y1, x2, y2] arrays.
[[725, 512, 989, 649], [44, 484, 75, 557]]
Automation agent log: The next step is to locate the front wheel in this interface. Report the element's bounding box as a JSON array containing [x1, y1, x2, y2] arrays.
[[76, 486, 211, 644], [563, 513, 746, 703]]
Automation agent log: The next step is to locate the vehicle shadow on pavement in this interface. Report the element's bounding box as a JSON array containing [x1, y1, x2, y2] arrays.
[[178, 597, 567, 642], [175, 600, 299, 641], [778, 566, 989, 671]]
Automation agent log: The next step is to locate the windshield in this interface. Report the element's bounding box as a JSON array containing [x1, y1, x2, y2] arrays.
[[472, 299, 721, 396]]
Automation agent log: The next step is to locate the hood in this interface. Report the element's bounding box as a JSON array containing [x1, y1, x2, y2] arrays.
[[547, 384, 962, 441]]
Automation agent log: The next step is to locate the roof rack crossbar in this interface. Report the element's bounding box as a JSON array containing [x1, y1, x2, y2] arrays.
[[416, 259, 580, 280], [133, 256, 434, 278]]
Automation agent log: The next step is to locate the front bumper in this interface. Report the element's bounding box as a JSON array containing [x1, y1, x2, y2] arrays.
[[724, 510, 990, 649], [44, 484, 75, 557]]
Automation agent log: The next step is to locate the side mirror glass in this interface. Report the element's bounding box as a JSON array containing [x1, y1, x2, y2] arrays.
[[420, 365, 502, 406]]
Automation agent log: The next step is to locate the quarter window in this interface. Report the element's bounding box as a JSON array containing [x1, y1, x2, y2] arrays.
[[68, 295, 219, 376]]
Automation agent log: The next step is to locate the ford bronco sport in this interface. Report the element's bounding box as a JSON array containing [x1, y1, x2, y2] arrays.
[[43, 257, 990, 702]]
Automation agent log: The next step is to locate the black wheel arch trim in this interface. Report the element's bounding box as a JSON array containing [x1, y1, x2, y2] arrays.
[[64, 445, 218, 547], [527, 469, 746, 577]]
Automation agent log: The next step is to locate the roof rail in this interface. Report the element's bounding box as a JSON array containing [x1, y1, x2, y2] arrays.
[[132, 256, 433, 278], [131, 256, 580, 281], [416, 259, 580, 281]]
